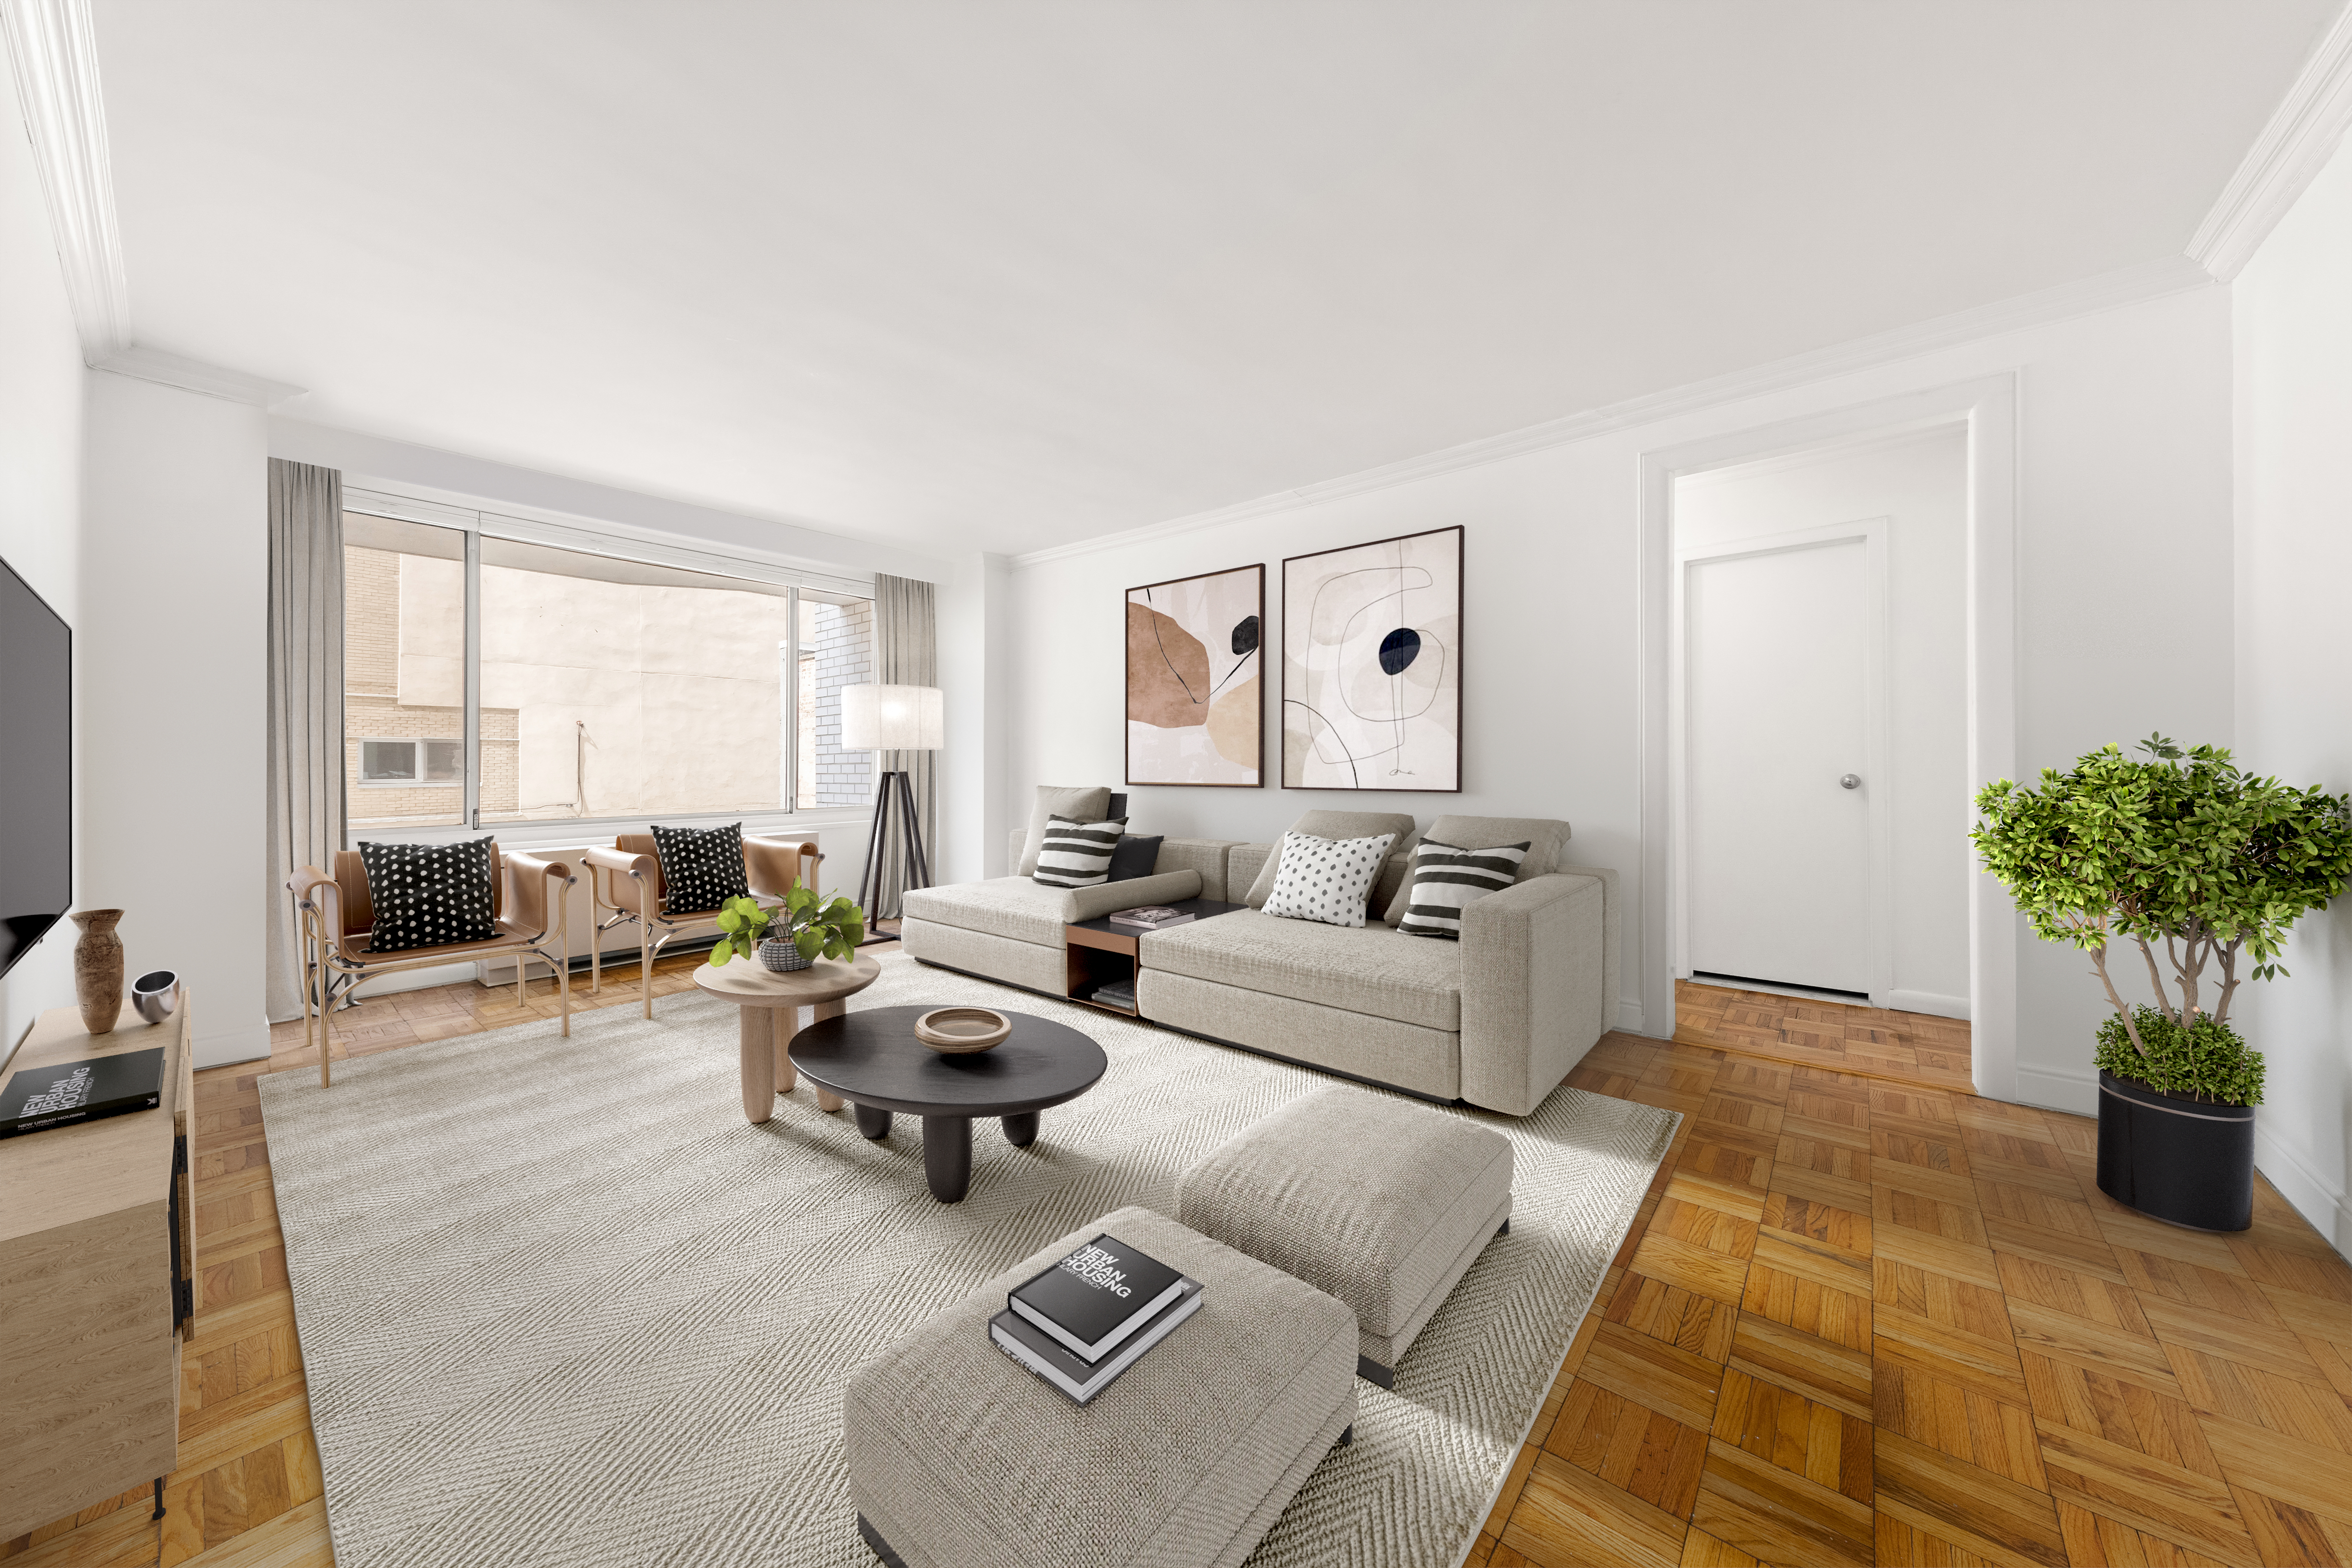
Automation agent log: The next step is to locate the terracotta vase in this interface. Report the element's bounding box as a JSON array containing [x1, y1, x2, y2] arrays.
[[71, 909, 126, 1035]]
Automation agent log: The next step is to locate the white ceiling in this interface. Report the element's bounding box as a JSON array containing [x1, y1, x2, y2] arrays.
[[93, 1, 2340, 557]]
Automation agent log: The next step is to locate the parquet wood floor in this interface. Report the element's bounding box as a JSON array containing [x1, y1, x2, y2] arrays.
[[1476, 995, 2352, 1568], [15, 964, 2348, 1567], [1674, 979, 1974, 1093]]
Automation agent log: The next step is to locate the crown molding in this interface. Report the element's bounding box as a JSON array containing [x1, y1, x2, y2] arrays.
[[92, 344, 305, 407], [1011, 253, 2214, 570], [2189, 3, 2352, 282], [1, 0, 127, 358]]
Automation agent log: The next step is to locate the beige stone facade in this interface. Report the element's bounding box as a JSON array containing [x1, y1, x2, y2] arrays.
[[345, 536, 870, 830]]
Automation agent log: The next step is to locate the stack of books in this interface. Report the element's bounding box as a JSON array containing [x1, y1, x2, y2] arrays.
[[1108, 905, 1194, 930], [1089, 976, 1136, 1011], [992, 1233, 1203, 1404]]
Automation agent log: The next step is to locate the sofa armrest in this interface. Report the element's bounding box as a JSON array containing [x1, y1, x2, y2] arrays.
[[1458, 871, 1611, 1115], [744, 834, 820, 900], [1059, 870, 1204, 924], [1152, 838, 1243, 903], [1551, 864, 1622, 1047]]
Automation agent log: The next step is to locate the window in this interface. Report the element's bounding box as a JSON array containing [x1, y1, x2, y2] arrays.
[[342, 506, 873, 833], [359, 738, 462, 785]]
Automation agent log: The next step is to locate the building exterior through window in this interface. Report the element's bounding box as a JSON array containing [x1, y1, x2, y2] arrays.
[[342, 510, 873, 832]]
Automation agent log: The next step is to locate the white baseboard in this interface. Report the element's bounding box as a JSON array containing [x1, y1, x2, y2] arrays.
[[1615, 1001, 1649, 1036], [193, 1016, 272, 1069], [2254, 1124, 2352, 1255], [1878, 989, 1970, 1020], [2013, 1060, 2097, 1116]]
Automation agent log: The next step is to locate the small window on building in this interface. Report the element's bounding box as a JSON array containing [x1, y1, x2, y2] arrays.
[[359, 739, 461, 786]]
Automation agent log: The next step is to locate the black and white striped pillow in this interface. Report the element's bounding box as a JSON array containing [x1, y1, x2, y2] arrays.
[[1396, 839, 1530, 939], [1031, 814, 1129, 888]]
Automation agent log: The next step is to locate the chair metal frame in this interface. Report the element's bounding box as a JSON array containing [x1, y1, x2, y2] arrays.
[[287, 848, 576, 1087], [584, 834, 821, 1017]]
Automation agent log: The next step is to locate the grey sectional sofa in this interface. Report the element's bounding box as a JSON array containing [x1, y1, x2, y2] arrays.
[[899, 810, 1618, 1117]]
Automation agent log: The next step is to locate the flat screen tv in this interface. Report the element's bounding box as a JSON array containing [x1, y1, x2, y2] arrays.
[[0, 552, 70, 981]]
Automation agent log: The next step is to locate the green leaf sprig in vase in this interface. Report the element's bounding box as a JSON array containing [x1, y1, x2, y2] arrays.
[[709, 888, 867, 973]]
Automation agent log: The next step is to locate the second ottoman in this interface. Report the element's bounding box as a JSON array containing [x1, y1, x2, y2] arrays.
[[1177, 1086, 1513, 1387]]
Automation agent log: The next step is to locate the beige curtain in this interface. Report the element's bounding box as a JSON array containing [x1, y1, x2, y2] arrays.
[[871, 572, 937, 919], [266, 459, 345, 1022]]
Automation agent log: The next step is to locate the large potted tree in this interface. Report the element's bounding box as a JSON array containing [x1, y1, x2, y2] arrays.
[[1973, 736, 2352, 1231]]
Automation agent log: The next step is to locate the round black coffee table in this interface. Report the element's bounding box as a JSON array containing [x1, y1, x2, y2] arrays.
[[788, 1004, 1108, 1202]]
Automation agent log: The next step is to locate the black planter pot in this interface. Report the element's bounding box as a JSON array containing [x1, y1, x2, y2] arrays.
[[2095, 1070, 2254, 1232]]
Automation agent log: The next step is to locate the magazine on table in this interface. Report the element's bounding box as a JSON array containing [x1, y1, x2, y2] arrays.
[[1108, 905, 1194, 929]]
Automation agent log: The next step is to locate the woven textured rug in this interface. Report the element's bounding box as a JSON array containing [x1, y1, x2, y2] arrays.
[[258, 952, 1676, 1567]]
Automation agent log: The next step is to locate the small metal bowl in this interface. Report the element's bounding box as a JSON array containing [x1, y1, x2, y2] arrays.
[[913, 1006, 1011, 1053], [131, 969, 180, 1025]]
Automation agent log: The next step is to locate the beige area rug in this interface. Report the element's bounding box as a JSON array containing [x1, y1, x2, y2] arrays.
[[257, 952, 1676, 1568]]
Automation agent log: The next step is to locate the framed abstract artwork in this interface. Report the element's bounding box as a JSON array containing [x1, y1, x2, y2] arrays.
[[1282, 526, 1462, 792], [1125, 564, 1264, 787]]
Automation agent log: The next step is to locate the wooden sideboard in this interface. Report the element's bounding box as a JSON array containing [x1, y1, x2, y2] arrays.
[[0, 995, 196, 1540]]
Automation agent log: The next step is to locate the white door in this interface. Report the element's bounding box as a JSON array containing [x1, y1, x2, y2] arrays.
[[1683, 533, 1880, 995]]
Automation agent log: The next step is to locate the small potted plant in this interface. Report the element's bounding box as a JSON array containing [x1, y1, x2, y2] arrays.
[[709, 888, 866, 973], [1973, 736, 2352, 1231]]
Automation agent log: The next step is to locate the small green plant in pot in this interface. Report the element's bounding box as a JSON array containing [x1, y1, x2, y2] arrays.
[[709, 888, 866, 973], [1973, 735, 2352, 1230]]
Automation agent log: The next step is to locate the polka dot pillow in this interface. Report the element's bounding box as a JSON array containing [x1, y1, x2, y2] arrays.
[[1262, 830, 1397, 929], [358, 835, 499, 952], [651, 822, 752, 915]]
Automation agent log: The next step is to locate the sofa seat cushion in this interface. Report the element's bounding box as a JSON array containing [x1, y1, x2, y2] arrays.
[[902, 870, 1204, 948], [1142, 909, 1461, 1031]]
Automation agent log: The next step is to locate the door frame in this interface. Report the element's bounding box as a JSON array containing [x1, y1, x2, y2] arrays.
[[1636, 373, 2018, 1102], [1672, 518, 1894, 1004]]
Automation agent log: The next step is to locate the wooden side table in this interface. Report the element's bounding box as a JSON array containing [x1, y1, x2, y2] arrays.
[[1063, 898, 1249, 1017], [693, 953, 882, 1123]]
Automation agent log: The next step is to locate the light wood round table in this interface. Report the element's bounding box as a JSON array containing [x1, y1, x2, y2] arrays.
[[692, 953, 882, 1123]]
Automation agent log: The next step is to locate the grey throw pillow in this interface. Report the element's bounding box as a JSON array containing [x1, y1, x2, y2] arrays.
[[1106, 834, 1164, 882]]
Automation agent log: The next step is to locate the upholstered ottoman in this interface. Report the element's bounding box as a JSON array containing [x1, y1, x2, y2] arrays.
[[1178, 1087, 1513, 1387], [844, 1204, 1357, 1568]]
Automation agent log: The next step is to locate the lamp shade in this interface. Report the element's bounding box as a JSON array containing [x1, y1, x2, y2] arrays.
[[840, 684, 944, 751]]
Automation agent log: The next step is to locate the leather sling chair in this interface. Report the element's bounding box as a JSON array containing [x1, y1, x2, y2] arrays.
[[285, 845, 576, 1087], [582, 833, 821, 1018]]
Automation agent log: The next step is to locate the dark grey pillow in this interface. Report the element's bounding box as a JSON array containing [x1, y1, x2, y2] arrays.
[[358, 836, 498, 952], [651, 822, 750, 914], [1106, 834, 1164, 882]]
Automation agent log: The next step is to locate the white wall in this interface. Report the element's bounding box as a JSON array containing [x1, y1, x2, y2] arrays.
[[2233, 132, 2352, 1250], [1675, 427, 1970, 1015], [0, 61, 86, 1056], [934, 551, 1011, 886], [80, 372, 272, 1068], [1007, 284, 2235, 1100]]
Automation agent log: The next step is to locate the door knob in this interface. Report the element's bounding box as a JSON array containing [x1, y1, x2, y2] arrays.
[[1839, 774, 1861, 790]]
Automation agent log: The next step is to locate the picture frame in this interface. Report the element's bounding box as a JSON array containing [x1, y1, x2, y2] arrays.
[[1124, 563, 1265, 787], [1280, 525, 1463, 792]]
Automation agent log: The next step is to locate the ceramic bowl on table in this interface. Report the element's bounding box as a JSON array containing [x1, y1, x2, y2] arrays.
[[913, 1007, 1011, 1054]]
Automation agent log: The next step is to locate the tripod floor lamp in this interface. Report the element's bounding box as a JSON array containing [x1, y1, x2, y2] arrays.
[[842, 683, 944, 939]]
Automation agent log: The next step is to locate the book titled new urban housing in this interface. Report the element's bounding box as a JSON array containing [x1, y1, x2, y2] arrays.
[[1008, 1233, 1190, 1361], [0, 1047, 166, 1139], [992, 1277, 1204, 1404]]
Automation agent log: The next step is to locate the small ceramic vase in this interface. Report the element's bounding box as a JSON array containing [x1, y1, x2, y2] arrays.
[[72, 909, 126, 1035]]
